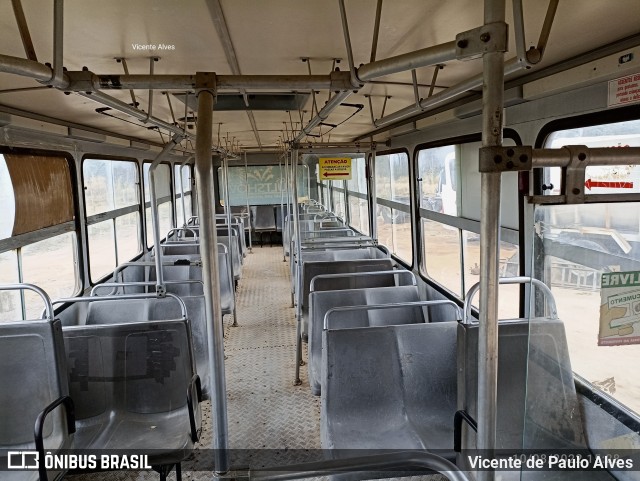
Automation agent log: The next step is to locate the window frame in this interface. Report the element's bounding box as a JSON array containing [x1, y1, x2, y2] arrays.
[[82, 155, 143, 284], [143, 160, 174, 250], [375, 147, 413, 268], [0, 147, 82, 319], [413, 132, 522, 302]]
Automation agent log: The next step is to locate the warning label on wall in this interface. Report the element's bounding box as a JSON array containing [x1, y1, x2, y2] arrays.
[[318, 157, 352, 181], [608, 73, 640, 108], [599, 271, 640, 346]]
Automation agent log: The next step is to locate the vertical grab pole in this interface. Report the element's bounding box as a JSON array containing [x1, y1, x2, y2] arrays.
[[284, 150, 292, 262], [477, 1, 506, 480], [223, 155, 238, 327], [279, 153, 286, 260], [193, 73, 229, 475], [178, 157, 191, 228], [292, 148, 304, 386], [149, 133, 184, 295], [368, 147, 378, 241], [244, 150, 253, 253]]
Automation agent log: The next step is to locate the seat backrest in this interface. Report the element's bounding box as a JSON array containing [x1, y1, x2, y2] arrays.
[[322, 322, 458, 450], [87, 298, 152, 324], [0, 319, 71, 451], [63, 319, 195, 421], [148, 296, 211, 399], [300, 258, 394, 314], [457, 319, 586, 452], [252, 205, 277, 231], [308, 285, 422, 396], [161, 243, 200, 256], [217, 235, 241, 279]]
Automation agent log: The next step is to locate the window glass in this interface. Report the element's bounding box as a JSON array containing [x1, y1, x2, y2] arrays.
[[174, 164, 192, 193], [146, 203, 173, 247], [423, 219, 462, 296], [537, 119, 640, 415], [143, 162, 172, 202], [22, 233, 78, 318], [88, 221, 116, 282], [83, 159, 141, 277], [375, 152, 412, 264], [533, 203, 640, 415], [544, 119, 640, 197], [0, 156, 16, 240], [463, 232, 520, 319], [331, 183, 346, 218], [417, 141, 518, 299], [220, 165, 305, 206], [346, 157, 369, 234], [115, 212, 141, 263], [84, 159, 138, 216], [417, 145, 459, 215], [0, 251, 20, 322]]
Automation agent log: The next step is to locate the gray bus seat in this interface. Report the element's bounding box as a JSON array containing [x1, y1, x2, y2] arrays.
[[457, 320, 585, 453], [84, 295, 215, 398], [0, 317, 74, 481], [217, 235, 242, 281], [63, 319, 201, 472], [292, 245, 388, 299], [217, 221, 247, 257], [321, 321, 458, 458], [308, 284, 422, 396], [299, 258, 394, 340], [251, 205, 277, 245]]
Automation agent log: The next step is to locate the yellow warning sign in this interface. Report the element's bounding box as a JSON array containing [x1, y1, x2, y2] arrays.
[[319, 157, 352, 181]]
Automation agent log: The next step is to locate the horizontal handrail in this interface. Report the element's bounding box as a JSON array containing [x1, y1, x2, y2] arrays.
[[310, 269, 416, 292], [463, 276, 558, 324], [91, 280, 204, 296], [324, 299, 462, 329], [0, 283, 53, 320], [249, 450, 469, 481], [46, 292, 188, 320], [166, 227, 199, 241]]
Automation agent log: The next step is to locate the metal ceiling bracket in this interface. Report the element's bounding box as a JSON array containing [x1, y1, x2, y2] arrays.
[[563, 144, 588, 204], [455, 22, 508, 61], [330, 70, 353, 91], [65, 70, 98, 93], [195, 72, 217, 97], [479, 145, 532, 173]]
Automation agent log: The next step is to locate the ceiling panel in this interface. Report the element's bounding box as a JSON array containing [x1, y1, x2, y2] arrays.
[[0, 0, 639, 150]]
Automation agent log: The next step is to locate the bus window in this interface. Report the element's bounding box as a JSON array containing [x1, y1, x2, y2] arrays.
[[84, 158, 141, 282], [143, 162, 173, 248], [417, 140, 519, 317], [346, 156, 369, 235], [0, 153, 78, 319], [538, 118, 640, 414], [174, 164, 193, 227], [376, 152, 412, 265]]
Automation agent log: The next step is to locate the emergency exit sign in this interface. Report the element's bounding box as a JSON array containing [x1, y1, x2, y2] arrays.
[[319, 157, 352, 180]]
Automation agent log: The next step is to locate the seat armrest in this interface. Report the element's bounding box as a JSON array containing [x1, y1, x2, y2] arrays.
[[34, 395, 76, 481], [454, 410, 477, 453], [187, 374, 203, 442]]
